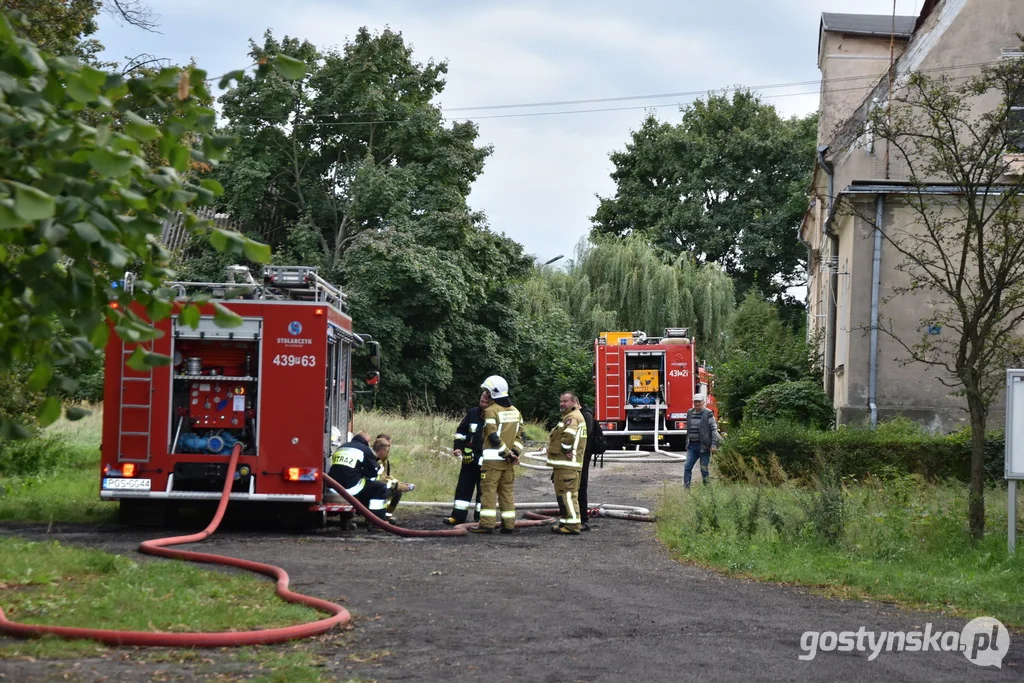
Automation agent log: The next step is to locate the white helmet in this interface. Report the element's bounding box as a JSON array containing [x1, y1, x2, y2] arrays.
[[481, 375, 509, 399], [330, 426, 344, 448]]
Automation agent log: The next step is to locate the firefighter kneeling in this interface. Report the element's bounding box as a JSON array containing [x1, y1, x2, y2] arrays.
[[471, 376, 525, 535], [326, 428, 392, 524], [546, 392, 588, 535]]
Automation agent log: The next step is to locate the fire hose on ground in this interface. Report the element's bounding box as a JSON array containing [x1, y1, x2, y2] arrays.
[[0, 446, 659, 646], [0, 444, 351, 647]]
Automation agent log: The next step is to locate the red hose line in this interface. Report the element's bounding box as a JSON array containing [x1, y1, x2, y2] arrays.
[[323, 474, 468, 537], [0, 444, 351, 647]]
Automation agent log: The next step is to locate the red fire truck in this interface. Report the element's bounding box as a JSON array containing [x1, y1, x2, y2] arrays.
[[100, 265, 377, 525], [593, 328, 717, 451]]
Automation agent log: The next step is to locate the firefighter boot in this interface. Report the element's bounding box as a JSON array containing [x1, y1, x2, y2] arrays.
[[470, 525, 493, 534], [443, 508, 468, 526]]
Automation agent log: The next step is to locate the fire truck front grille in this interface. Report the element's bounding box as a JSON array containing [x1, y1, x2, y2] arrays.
[[173, 462, 251, 493]]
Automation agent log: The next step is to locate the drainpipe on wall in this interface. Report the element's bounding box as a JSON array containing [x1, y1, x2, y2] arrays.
[[869, 194, 884, 428], [817, 145, 838, 402]]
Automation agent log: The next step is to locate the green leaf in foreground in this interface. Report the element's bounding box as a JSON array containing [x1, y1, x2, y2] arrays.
[[272, 54, 307, 80]]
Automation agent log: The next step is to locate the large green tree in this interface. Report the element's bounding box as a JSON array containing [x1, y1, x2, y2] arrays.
[[0, 8, 291, 436], [592, 91, 816, 308], [212, 29, 533, 412]]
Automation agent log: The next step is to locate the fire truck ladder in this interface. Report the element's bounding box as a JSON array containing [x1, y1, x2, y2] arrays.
[[118, 339, 154, 462], [602, 349, 623, 419]]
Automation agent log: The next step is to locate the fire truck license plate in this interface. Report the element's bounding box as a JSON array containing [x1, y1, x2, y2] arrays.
[[103, 478, 151, 491]]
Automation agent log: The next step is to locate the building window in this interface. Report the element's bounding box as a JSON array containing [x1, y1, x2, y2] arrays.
[[1003, 48, 1024, 152]]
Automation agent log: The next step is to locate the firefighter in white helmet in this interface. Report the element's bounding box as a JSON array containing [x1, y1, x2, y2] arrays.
[[471, 375, 525, 534]]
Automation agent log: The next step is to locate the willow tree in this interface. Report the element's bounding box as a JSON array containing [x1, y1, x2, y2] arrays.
[[570, 238, 734, 357]]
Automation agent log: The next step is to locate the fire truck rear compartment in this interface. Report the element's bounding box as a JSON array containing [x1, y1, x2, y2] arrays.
[[170, 335, 260, 490]]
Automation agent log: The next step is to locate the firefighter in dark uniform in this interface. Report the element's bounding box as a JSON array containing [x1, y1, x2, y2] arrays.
[[443, 390, 492, 525], [326, 430, 389, 519], [576, 398, 605, 531], [546, 392, 588, 535], [471, 375, 525, 534]]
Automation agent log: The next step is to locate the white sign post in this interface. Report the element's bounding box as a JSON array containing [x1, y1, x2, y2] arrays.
[[1006, 370, 1024, 554]]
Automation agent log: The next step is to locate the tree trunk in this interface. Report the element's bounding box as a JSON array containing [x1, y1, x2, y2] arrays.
[[967, 395, 987, 541]]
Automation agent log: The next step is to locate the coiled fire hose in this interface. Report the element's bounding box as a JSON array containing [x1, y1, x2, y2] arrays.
[[0, 444, 351, 647]]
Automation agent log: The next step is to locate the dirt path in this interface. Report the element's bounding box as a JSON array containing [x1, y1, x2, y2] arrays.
[[1, 462, 1021, 681]]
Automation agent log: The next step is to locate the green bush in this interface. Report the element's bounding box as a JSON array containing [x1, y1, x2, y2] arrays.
[[714, 291, 816, 427], [718, 417, 1004, 483], [0, 369, 43, 439], [743, 380, 834, 429], [0, 434, 70, 476]]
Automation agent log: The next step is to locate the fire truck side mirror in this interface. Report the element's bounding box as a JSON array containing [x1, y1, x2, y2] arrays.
[[368, 341, 381, 369], [366, 371, 380, 386]]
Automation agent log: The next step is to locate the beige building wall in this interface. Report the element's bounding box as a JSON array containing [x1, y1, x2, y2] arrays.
[[833, 199, 975, 430], [807, 0, 1024, 431], [817, 32, 908, 146]]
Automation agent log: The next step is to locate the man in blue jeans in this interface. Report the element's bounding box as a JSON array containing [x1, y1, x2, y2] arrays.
[[684, 394, 722, 488]]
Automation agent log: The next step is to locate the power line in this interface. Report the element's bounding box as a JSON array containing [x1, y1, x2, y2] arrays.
[[286, 67, 985, 127], [297, 59, 998, 122]]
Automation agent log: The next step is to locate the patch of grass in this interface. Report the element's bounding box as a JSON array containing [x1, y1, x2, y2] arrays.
[[246, 644, 335, 683], [657, 477, 1024, 626], [0, 537, 323, 660], [522, 422, 549, 442], [41, 404, 103, 453], [0, 466, 114, 524], [353, 409, 461, 503], [0, 404, 112, 524]]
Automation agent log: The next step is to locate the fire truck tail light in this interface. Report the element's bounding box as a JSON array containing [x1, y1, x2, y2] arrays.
[[601, 422, 616, 431], [109, 302, 120, 309], [122, 463, 136, 477], [314, 307, 324, 316], [284, 467, 319, 482], [675, 421, 687, 430]]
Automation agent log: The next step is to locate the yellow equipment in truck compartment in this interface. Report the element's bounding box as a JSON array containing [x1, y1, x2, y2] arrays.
[[632, 369, 659, 393]]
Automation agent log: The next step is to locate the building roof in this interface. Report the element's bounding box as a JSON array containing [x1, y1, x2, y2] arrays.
[[821, 12, 918, 39], [161, 207, 237, 251]]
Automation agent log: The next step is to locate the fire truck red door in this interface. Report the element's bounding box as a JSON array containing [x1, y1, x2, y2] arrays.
[[258, 307, 329, 494], [665, 344, 695, 419]]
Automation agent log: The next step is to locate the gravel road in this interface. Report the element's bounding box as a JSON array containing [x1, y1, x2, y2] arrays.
[[1, 461, 1020, 681]]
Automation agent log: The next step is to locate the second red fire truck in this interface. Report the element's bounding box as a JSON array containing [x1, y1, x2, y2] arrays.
[[593, 328, 717, 452]]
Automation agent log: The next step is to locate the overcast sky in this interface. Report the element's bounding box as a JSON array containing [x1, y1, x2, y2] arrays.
[[96, 0, 926, 264]]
